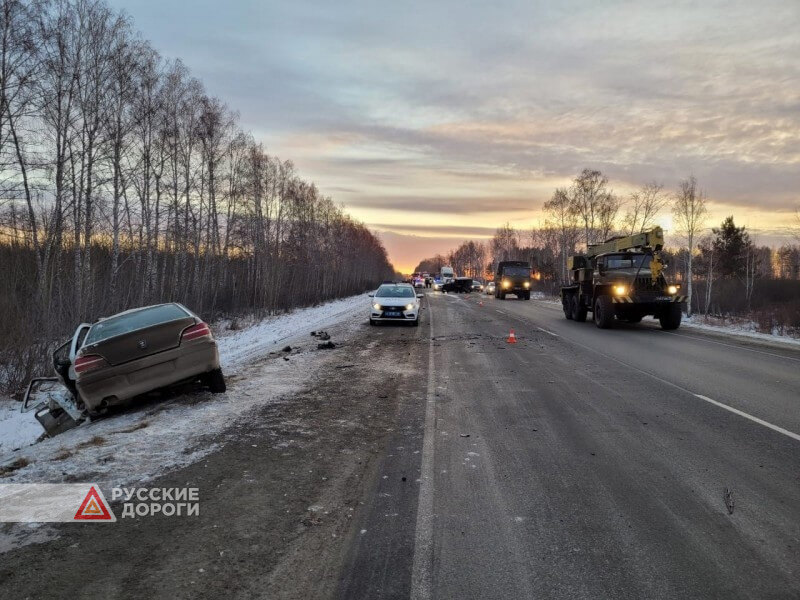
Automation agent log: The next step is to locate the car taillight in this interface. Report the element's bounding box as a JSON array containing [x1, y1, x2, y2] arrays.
[[74, 354, 107, 374], [182, 322, 212, 342]]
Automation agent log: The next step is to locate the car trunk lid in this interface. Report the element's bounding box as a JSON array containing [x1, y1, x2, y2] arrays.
[[82, 317, 195, 366]]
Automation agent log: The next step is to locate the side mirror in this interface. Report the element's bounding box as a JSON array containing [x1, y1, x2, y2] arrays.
[[598, 265, 606, 276], [368, 293, 374, 297], [417, 294, 423, 299]]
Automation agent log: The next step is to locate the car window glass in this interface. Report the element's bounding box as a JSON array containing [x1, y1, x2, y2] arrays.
[[375, 286, 415, 298], [76, 326, 90, 348], [605, 255, 651, 269], [502, 266, 531, 277], [85, 304, 189, 345]]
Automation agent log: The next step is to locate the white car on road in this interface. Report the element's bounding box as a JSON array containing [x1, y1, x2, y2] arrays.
[[369, 283, 422, 326]]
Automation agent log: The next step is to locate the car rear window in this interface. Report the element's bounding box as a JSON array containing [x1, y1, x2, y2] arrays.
[[376, 286, 415, 298], [84, 304, 190, 345]]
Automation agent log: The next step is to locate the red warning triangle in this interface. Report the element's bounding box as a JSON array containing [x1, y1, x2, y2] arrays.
[[74, 486, 114, 521]]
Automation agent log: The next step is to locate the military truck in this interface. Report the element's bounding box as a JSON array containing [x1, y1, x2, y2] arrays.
[[495, 261, 532, 300], [560, 227, 687, 329]]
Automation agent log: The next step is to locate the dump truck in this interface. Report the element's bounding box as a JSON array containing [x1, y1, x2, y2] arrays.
[[560, 227, 687, 329], [495, 261, 532, 300]]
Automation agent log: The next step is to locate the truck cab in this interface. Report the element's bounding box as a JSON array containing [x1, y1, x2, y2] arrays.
[[561, 230, 687, 330], [495, 261, 532, 300]]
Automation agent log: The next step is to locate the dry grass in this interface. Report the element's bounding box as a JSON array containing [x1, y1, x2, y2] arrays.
[[53, 448, 74, 461], [76, 435, 106, 449], [0, 457, 30, 477], [113, 421, 149, 434]]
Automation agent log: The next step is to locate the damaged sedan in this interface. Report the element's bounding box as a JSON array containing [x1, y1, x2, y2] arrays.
[[24, 303, 226, 436]]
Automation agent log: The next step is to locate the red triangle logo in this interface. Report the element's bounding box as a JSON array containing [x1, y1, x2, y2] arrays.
[[74, 486, 114, 521]]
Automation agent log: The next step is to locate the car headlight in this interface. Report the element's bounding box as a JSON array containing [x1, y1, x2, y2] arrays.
[[668, 285, 678, 295], [502, 280, 510, 288], [613, 285, 627, 296], [524, 281, 530, 288], [405, 304, 414, 311], [373, 303, 381, 310]]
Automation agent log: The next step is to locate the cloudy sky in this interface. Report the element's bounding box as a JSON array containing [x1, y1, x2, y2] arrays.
[[110, 0, 799, 272]]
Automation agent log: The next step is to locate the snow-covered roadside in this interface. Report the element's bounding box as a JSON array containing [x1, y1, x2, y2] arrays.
[[0, 293, 370, 482], [681, 315, 800, 347]]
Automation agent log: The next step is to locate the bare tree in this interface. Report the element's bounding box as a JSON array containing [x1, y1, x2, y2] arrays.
[[0, 0, 395, 393], [672, 175, 708, 317], [570, 169, 614, 247], [543, 187, 579, 283], [623, 182, 667, 235]]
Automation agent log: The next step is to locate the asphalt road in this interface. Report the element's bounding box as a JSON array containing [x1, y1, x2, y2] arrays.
[[2, 290, 798, 599], [342, 290, 800, 599]]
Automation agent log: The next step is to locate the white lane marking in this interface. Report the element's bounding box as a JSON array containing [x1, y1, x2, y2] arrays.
[[693, 394, 800, 442], [557, 331, 800, 444], [537, 327, 559, 338], [470, 295, 800, 442], [411, 301, 436, 600], [495, 309, 506, 315], [659, 330, 800, 363]]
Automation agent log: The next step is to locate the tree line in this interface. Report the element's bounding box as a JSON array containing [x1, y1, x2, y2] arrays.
[[0, 0, 393, 392], [415, 169, 800, 335]]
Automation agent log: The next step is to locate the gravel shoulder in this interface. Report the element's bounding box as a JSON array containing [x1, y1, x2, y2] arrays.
[[0, 305, 429, 600]]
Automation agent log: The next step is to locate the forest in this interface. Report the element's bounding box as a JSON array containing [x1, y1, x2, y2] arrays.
[[0, 0, 394, 392]]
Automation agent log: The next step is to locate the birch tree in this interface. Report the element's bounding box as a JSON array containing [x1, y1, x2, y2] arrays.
[[672, 175, 708, 317]]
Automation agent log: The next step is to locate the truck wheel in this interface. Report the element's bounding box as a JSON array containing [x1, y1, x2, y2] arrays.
[[659, 304, 682, 330], [572, 295, 588, 322], [525, 292, 531, 300], [594, 296, 614, 329], [204, 368, 226, 393], [563, 293, 573, 320]]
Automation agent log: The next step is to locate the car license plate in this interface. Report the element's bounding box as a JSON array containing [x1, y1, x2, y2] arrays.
[[656, 296, 671, 302], [384, 311, 401, 317]]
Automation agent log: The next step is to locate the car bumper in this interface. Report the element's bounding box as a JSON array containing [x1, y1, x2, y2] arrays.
[[76, 339, 220, 410], [371, 309, 418, 321], [612, 295, 687, 304]]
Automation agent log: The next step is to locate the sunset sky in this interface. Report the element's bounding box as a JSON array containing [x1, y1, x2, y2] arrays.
[[112, 0, 800, 272]]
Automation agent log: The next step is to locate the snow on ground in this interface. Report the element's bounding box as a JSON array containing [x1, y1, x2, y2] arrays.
[[0, 293, 370, 484], [681, 315, 800, 347]]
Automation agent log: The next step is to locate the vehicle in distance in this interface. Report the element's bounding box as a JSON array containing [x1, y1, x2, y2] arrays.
[[471, 280, 485, 292], [485, 281, 496, 295], [443, 277, 473, 293], [560, 227, 686, 329], [440, 265, 455, 283], [433, 278, 443, 291], [369, 283, 422, 326], [495, 261, 532, 300]]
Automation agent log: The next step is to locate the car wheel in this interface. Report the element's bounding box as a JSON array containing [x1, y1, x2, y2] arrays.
[[412, 317, 420, 327], [205, 368, 226, 393], [572, 294, 587, 322], [563, 293, 574, 319], [659, 304, 682, 330], [594, 295, 614, 329], [369, 318, 377, 326]]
